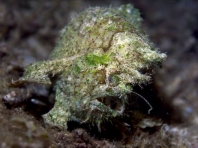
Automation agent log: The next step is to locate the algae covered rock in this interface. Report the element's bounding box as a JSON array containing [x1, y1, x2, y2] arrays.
[[11, 4, 166, 128]]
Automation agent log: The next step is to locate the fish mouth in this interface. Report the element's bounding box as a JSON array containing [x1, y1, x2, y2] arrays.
[[96, 96, 125, 114]]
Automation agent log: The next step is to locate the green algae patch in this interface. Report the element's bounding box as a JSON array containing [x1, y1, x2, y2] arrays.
[[85, 53, 111, 66]]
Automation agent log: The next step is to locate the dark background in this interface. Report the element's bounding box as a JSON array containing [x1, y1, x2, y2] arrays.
[[0, 0, 198, 147]]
